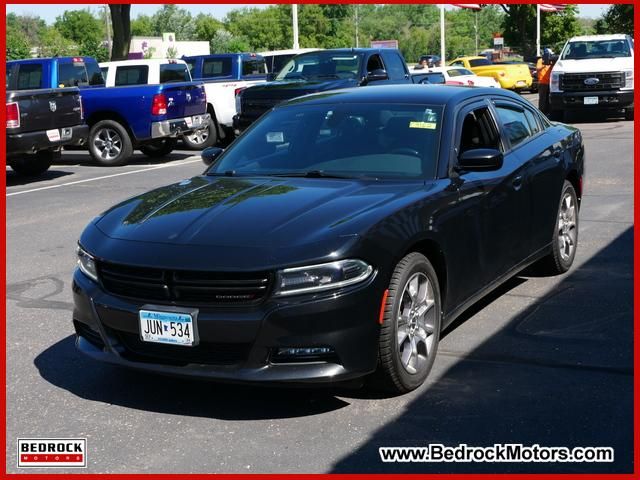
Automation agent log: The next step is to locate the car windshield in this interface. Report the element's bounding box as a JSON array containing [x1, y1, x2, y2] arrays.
[[561, 40, 631, 59], [275, 52, 361, 81], [208, 102, 443, 180], [469, 58, 491, 67]]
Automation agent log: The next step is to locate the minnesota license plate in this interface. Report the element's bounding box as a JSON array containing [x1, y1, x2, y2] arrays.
[[139, 309, 197, 346], [584, 96, 599, 105]]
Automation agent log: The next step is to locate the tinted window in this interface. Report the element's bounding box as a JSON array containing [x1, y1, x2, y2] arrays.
[[115, 65, 149, 86], [423, 73, 445, 84], [86, 60, 105, 85], [185, 60, 196, 75], [242, 58, 266, 76], [496, 106, 532, 148], [523, 109, 541, 135], [451, 61, 464, 66], [276, 51, 361, 80], [202, 58, 232, 78], [270, 54, 295, 74], [100, 67, 108, 80], [366, 54, 384, 72], [16, 63, 43, 90], [448, 68, 473, 77], [58, 62, 88, 87], [382, 52, 406, 80], [209, 103, 443, 179], [469, 58, 491, 67], [6, 67, 14, 89], [159, 63, 190, 83], [459, 107, 501, 154]]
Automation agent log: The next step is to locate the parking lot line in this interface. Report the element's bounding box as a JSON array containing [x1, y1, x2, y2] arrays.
[[6, 158, 202, 197]]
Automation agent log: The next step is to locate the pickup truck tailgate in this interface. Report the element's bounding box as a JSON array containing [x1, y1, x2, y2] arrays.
[[6, 88, 82, 134], [162, 83, 207, 118]]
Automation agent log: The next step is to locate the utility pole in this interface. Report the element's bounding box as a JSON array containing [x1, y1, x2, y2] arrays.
[[440, 5, 446, 66], [103, 4, 112, 57], [292, 4, 300, 49], [355, 5, 359, 48]]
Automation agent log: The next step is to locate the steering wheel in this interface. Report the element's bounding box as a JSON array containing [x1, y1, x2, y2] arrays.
[[390, 147, 421, 157]]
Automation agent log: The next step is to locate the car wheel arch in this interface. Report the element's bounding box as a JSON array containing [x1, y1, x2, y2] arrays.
[[398, 238, 448, 313], [86, 111, 136, 144], [566, 169, 582, 205]]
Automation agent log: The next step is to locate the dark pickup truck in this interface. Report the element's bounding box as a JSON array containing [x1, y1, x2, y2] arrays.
[[6, 87, 87, 175], [233, 48, 412, 133]]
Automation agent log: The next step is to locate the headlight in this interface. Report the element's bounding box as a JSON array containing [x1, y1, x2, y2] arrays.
[[274, 259, 373, 296], [76, 244, 98, 282], [551, 72, 562, 92], [623, 69, 634, 89]]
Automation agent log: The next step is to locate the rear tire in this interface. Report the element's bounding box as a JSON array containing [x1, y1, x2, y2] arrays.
[[625, 108, 634, 121], [536, 180, 579, 275], [182, 121, 217, 150], [372, 252, 441, 394], [88, 120, 133, 166], [9, 150, 55, 176], [139, 138, 176, 158]]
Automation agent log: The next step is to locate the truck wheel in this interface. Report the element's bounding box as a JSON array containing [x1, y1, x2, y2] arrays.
[[625, 108, 634, 121], [89, 120, 133, 166], [182, 122, 217, 150], [371, 252, 441, 394], [9, 150, 56, 176], [139, 138, 176, 158]]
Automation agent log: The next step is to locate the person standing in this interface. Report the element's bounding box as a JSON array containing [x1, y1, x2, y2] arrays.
[[536, 48, 554, 115]]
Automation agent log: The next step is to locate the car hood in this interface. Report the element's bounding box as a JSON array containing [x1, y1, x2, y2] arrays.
[[94, 175, 425, 248], [243, 78, 359, 101], [554, 57, 633, 73]]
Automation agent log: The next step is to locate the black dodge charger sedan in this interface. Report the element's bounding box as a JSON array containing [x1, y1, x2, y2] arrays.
[[73, 85, 584, 393]]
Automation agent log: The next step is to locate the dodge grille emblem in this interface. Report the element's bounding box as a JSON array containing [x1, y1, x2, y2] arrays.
[[49, 100, 57, 112], [186, 93, 191, 102], [584, 77, 600, 86]]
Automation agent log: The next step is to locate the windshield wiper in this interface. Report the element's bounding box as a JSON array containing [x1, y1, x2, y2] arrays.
[[266, 170, 356, 179], [207, 170, 237, 177], [315, 74, 340, 79]]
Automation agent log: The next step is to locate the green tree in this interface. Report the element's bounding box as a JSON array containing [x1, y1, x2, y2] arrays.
[[541, 4, 581, 52], [151, 5, 195, 40], [38, 27, 78, 58], [209, 29, 251, 54], [6, 26, 32, 60], [79, 36, 109, 62], [595, 5, 634, 35], [6, 13, 46, 44], [54, 9, 104, 45], [194, 13, 224, 42], [131, 14, 155, 37]]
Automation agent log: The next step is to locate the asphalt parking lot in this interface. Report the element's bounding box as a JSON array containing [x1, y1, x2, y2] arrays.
[[5, 94, 634, 473]]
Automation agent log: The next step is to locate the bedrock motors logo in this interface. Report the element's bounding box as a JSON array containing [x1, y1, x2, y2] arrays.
[[17, 438, 87, 468]]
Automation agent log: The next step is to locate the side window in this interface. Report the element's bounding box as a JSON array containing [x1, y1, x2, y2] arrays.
[[451, 61, 464, 67], [242, 58, 266, 76], [86, 61, 105, 85], [366, 54, 384, 73], [159, 64, 190, 83], [523, 108, 541, 135], [185, 60, 196, 75], [495, 106, 533, 148], [382, 52, 406, 80], [458, 106, 501, 154], [202, 58, 232, 78], [6, 66, 14, 89], [100, 67, 108, 81], [16, 64, 43, 90], [115, 65, 149, 86], [58, 62, 88, 87]]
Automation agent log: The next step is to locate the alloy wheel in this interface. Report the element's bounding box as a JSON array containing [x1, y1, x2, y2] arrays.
[[558, 192, 577, 261], [94, 128, 123, 161]]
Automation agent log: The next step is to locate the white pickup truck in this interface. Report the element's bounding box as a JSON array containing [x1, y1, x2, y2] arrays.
[[549, 34, 634, 121], [182, 54, 268, 148]]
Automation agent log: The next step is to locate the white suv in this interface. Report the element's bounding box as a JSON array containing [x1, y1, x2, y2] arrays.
[[549, 34, 634, 121]]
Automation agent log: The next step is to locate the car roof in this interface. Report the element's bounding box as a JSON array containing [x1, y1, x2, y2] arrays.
[[451, 56, 486, 61], [259, 48, 321, 56], [99, 59, 188, 67], [279, 84, 523, 109], [568, 34, 628, 42]]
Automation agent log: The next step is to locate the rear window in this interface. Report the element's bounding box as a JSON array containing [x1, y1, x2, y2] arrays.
[[159, 63, 190, 83], [115, 65, 149, 86], [242, 58, 266, 76], [16, 64, 43, 90], [202, 58, 232, 78], [58, 60, 104, 88], [469, 58, 491, 67]]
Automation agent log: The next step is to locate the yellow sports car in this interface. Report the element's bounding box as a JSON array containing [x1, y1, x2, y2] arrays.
[[448, 56, 533, 91]]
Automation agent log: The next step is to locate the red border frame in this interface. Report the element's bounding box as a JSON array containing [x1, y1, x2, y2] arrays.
[[1, 1, 637, 478]]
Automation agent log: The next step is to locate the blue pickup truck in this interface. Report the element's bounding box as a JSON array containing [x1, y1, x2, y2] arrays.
[[6, 57, 209, 165], [181, 54, 267, 147]]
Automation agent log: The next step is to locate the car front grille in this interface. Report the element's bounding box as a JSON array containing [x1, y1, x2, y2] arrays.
[[97, 261, 272, 306], [116, 332, 251, 366], [561, 71, 625, 91]]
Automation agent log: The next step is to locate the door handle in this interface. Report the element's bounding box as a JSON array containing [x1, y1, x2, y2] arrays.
[[512, 175, 523, 191]]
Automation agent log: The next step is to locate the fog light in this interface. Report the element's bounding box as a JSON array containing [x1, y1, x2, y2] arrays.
[[272, 346, 336, 363], [278, 347, 333, 356]]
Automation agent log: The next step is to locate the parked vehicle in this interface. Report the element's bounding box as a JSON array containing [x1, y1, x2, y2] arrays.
[[449, 56, 532, 91], [5, 86, 87, 175], [410, 71, 446, 85], [259, 48, 321, 74], [494, 60, 538, 92], [549, 34, 634, 121], [99, 59, 191, 87], [417, 54, 441, 67], [410, 66, 501, 88], [73, 85, 584, 394], [233, 48, 412, 133], [7, 56, 209, 166], [182, 53, 268, 148]]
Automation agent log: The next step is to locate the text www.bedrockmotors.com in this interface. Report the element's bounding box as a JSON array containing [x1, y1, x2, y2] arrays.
[[379, 444, 614, 463]]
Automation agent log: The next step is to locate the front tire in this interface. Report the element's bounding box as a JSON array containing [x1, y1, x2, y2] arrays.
[[182, 121, 217, 149], [9, 150, 56, 176], [88, 120, 133, 166], [374, 252, 441, 394], [139, 138, 176, 158]]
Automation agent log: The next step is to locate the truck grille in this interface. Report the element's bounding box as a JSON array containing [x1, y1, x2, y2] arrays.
[[560, 71, 625, 91], [98, 262, 272, 306], [241, 98, 278, 117]]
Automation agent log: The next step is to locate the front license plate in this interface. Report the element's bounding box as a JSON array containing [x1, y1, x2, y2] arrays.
[[139, 309, 196, 346], [584, 96, 599, 105], [46, 129, 61, 142], [516, 80, 526, 86]]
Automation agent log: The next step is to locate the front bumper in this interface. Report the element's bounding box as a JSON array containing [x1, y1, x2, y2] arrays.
[[7, 124, 88, 156], [151, 113, 211, 139], [72, 268, 383, 385], [549, 90, 634, 110]]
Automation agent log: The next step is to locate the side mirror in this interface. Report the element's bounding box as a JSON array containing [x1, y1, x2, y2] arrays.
[[366, 69, 389, 83], [201, 146, 224, 166], [266, 72, 277, 81], [457, 148, 503, 172]]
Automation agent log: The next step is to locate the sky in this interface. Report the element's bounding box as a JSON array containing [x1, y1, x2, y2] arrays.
[[6, 3, 611, 24]]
